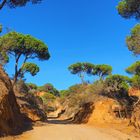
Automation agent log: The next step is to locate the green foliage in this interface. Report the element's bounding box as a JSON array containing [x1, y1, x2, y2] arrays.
[[83, 63, 95, 75], [104, 74, 130, 98], [68, 84, 88, 94], [68, 62, 95, 83], [126, 61, 140, 75], [126, 61, 140, 89], [59, 84, 93, 98], [0, 0, 43, 10], [38, 83, 60, 96], [61, 82, 101, 97], [0, 32, 50, 61], [26, 83, 38, 90], [129, 75, 140, 89], [21, 62, 39, 76], [59, 90, 70, 97], [126, 24, 140, 55], [0, 51, 9, 64], [26, 83, 38, 94], [0, 24, 2, 33], [90, 80, 105, 95], [92, 64, 112, 80], [68, 62, 94, 75], [0, 31, 50, 84], [131, 24, 140, 35], [117, 0, 140, 19], [68, 62, 112, 83], [117, 1, 140, 91], [41, 92, 56, 104]]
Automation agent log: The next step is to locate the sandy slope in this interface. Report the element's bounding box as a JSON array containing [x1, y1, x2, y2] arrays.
[[14, 124, 138, 140]]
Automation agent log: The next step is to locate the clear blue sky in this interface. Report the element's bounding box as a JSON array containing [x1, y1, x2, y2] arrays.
[[0, 0, 138, 90]]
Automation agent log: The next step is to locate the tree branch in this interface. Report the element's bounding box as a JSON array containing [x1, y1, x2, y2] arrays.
[[0, 0, 6, 10], [16, 55, 28, 80], [9, 52, 15, 56]]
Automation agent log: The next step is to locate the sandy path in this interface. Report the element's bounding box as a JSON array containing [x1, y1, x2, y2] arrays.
[[14, 124, 138, 140]]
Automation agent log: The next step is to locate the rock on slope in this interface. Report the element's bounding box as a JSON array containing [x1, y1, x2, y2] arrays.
[[0, 65, 23, 136]]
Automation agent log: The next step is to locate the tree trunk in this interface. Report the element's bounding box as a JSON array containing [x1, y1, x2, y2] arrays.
[[13, 54, 22, 86], [80, 73, 85, 84]]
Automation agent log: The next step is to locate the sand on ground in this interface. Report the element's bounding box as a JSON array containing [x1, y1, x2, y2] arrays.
[[12, 123, 138, 140]]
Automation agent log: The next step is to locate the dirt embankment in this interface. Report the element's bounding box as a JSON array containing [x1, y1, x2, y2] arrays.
[[0, 65, 24, 136], [88, 98, 121, 124], [15, 92, 47, 122], [47, 96, 140, 138], [0, 65, 47, 136], [51, 97, 124, 124]]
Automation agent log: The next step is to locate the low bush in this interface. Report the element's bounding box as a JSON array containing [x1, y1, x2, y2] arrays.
[[103, 74, 130, 98], [15, 80, 29, 94], [38, 83, 60, 97], [41, 92, 56, 104]]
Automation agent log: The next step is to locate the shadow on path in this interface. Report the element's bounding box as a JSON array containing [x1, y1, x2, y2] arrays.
[[48, 118, 73, 125]]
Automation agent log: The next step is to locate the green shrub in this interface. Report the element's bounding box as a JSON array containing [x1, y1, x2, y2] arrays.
[[15, 80, 29, 94], [104, 74, 130, 98], [24, 93, 43, 108], [41, 92, 56, 104], [38, 83, 60, 96], [59, 90, 70, 97], [129, 75, 140, 89], [89, 80, 105, 95], [27, 83, 38, 90]]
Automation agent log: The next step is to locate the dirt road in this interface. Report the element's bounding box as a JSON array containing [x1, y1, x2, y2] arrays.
[[15, 123, 138, 140]]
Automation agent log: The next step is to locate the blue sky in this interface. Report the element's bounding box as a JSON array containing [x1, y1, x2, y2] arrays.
[[0, 0, 139, 90]]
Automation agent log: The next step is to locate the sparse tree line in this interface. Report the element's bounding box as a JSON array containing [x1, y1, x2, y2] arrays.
[[116, 0, 140, 104], [0, 0, 140, 104], [16, 80, 60, 100], [67, 61, 140, 98], [64, 0, 140, 100], [68, 63, 112, 83]]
